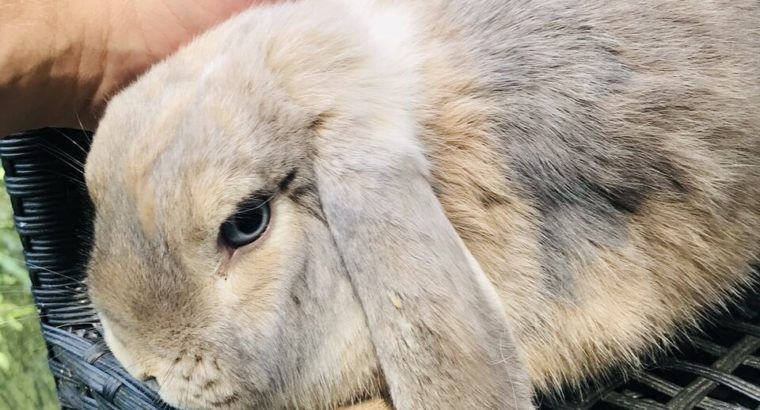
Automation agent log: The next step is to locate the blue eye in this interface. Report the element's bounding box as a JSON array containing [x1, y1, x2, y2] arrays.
[[219, 198, 270, 248]]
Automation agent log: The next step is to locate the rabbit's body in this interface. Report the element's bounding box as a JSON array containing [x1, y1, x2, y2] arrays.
[[85, 0, 760, 408], [403, 0, 760, 388]]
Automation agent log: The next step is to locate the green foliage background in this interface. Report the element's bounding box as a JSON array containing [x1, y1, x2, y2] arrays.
[[0, 171, 59, 409]]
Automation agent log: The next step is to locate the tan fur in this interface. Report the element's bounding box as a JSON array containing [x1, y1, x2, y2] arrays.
[[85, 0, 760, 409], [342, 400, 391, 410]]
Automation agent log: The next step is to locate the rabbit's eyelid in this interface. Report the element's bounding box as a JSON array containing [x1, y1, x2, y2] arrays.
[[232, 194, 274, 212], [230, 168, 297, 214]]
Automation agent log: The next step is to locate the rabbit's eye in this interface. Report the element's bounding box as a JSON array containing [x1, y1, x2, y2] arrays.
[[219, 198, 270, 248]]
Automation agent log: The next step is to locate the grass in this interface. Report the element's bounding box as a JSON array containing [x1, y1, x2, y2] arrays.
[[0, 170, 59, 410]]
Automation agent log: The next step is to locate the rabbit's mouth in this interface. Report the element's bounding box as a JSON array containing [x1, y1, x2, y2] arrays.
[[97, 315, 242, 410], [117, 347, 245, 410], [149, 357, 243, 410]]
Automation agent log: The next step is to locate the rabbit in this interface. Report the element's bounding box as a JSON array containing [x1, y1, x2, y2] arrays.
[[83, 0, 760, 409]]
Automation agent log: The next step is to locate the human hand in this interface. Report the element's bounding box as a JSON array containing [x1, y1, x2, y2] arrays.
[[0, 0, 274, 136]]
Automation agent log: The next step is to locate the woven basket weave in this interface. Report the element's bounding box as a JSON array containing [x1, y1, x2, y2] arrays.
[[1, 128, 758, 410]]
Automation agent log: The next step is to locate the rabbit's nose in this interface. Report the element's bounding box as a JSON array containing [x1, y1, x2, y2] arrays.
[[142, 375, 160, 392]]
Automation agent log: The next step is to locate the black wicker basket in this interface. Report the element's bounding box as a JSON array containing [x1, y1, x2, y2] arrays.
[[0, 129, 168, 410], [1, 128, 758, 409]]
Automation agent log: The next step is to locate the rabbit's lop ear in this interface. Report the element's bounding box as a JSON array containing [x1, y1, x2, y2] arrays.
[[314, 124, 534, 409]]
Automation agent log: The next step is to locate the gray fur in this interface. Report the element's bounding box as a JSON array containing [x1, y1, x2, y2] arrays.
[[84, 0, 759, 409]]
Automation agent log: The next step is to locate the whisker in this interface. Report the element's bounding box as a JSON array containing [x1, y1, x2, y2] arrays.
[[38, 138, 87, 167], [0, 254, 87, 285], [35, 143, 86, 176], [22, 261, 86, 284], [51, 128, 90, 157], [48, 172, 89, 188], [91, 357, 140, 376], [73, 112, 92, 137]]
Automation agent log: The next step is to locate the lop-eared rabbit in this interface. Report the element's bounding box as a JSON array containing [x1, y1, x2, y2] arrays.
[[84, 0, 760, 408]]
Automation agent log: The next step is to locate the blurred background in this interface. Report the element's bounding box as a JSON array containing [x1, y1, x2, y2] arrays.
[[0, 170, 58, 409]]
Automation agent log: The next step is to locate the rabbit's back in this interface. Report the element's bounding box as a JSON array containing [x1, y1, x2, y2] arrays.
[[411, 0, 760, 389]]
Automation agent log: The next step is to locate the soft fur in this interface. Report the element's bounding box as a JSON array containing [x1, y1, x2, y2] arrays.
[[84, 0, 760, 409]]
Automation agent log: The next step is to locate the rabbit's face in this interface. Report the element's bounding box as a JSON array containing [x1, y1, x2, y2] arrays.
[[85, 52, 381, 410], [85, 3, 532, 409]]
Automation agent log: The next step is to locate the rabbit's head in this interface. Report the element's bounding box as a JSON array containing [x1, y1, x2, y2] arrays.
[[85, 4, 531, 409]]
